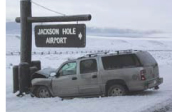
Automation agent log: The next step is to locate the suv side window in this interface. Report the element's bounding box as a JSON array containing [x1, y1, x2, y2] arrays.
[[102, 54, 140, 70], [80, 59, 97, 74], [120, 55, 136, 67], [59, 62, 77, 76]]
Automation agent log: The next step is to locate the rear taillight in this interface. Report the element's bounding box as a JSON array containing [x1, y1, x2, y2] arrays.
[[140, 69, 146, 80]]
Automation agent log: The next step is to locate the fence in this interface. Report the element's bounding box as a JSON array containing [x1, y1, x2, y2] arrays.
[[6, 50, 172, 56]]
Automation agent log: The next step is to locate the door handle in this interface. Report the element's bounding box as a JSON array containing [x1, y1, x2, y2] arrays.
[[72, 77, 77, 80], [92, 75, 97, 78]]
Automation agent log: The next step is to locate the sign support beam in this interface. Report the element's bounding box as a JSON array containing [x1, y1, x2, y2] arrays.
[[16, 14, 91, 23]]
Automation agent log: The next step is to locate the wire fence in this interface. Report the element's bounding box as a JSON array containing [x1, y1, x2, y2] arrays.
[[6, 50, 172, 56]]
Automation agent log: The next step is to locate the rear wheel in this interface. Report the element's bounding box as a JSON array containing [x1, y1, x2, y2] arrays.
[[35, 86, 51, 98], [107, 85, 127, 96]]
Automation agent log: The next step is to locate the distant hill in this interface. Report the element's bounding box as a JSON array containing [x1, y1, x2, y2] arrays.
[[6, 22, 159, 37], [6, 22, 20, 34], [86, 27, 159, 37]]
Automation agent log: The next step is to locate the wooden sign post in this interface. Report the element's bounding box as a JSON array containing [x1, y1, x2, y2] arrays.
[[13, 0, 91, 96]]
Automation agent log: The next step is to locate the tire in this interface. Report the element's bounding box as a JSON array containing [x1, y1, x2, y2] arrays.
[[35, 86, 51, 98], [107, 84, 127, 96]]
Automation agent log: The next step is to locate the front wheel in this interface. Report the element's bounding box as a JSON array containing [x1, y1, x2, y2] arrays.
[[35, 86, 51, 98], [107, 85, 127, 96]]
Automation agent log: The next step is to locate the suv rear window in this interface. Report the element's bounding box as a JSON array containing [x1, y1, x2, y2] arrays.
[[102, 54, 140, 70], [136, 51, 157, 66]]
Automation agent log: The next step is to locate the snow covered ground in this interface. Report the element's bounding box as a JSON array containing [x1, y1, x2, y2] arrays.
[[6, 34, 172, 112]]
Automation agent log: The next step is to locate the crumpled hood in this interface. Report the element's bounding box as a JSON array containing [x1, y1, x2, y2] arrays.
[[35, 68, 56, 77]]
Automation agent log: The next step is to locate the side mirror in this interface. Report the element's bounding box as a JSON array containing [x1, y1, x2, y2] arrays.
[[50, 72, 56, 77]]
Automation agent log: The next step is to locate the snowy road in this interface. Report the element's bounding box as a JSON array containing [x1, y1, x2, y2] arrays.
[[167, 103, 172, 112], [6, 65, 172, 112], [6, 35, 172, 112]]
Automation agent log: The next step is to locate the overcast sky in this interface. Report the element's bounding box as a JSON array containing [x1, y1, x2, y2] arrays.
[[6, 0, 172, 32]]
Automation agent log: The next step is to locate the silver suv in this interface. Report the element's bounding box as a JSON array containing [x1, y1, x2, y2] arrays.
[[31, 50, 163, 98]]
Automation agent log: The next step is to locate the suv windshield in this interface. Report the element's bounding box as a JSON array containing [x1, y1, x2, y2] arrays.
[[59, 62, 77, 76]]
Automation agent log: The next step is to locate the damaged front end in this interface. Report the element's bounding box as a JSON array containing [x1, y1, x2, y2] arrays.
[[30, 68, 57, 97], [31, 68, 56, 79]]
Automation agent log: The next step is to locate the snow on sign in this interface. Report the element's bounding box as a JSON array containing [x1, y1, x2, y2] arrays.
[[35, 24, 86, 47]]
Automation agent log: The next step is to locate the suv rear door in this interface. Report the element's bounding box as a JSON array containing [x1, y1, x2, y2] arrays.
[[78, 58, 101, 95]]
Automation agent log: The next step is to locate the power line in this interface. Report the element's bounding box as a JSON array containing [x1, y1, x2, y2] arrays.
[[31, 1, 66, 16]]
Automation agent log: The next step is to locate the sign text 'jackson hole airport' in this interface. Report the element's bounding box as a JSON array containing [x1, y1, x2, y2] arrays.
[[35, 24, 86, 47]]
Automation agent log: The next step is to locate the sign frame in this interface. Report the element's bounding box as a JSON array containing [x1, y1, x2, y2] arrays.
[[34, 24, 86, 48]]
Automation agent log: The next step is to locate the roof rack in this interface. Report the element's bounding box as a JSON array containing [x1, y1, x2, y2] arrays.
[[77, 49, 138, 59], [107, 49, 134, 55], [117, 49, 133, 54], [77, 51, 109, 59]]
